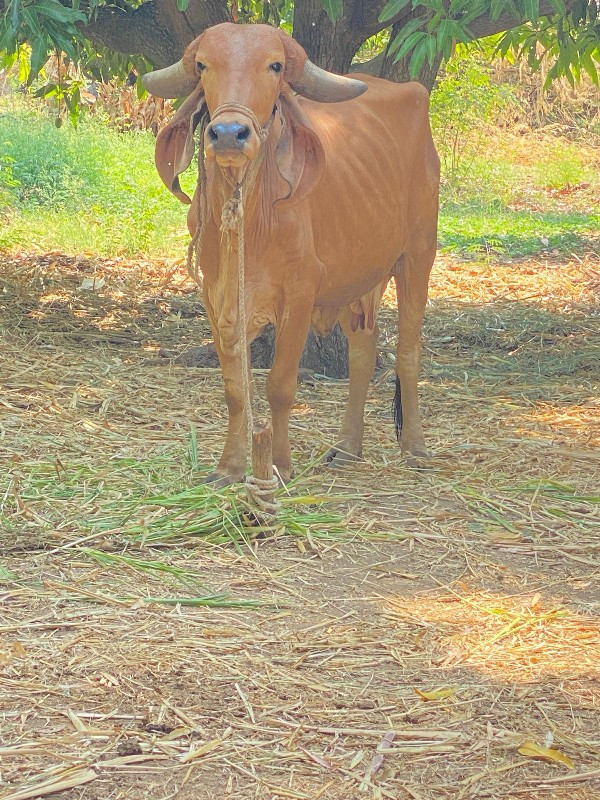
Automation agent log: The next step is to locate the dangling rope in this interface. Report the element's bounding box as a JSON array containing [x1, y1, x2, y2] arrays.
[[186, 105, 279, 516]]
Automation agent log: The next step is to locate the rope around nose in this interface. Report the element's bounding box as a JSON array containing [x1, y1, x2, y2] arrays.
[[186, 104, 279, 517]]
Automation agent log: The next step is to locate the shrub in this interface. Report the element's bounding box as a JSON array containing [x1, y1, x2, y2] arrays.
[[431, 50, 517, 196]]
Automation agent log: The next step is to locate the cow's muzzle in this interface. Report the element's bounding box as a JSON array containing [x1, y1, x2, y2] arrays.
[[205, 113, 260, 166], [205, 104, 274, 167], [207, 120, 251, 151]]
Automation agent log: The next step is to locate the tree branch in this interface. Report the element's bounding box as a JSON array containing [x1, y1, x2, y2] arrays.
[[355, 0, 578, 87], [467, 0, 577, 40], [348, 0, 413, 39], [81, 0, 229, 67]]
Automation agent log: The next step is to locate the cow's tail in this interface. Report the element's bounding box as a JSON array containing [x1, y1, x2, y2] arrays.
[[392, 375, 402, 442]]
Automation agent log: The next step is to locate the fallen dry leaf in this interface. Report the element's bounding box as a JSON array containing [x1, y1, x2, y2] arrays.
[[415, 687, 457, 701], [518, 740, 574, 768], [80, 276, 105, 291]]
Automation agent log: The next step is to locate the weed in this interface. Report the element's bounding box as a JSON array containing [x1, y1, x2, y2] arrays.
[[431, 51, 516, 193]]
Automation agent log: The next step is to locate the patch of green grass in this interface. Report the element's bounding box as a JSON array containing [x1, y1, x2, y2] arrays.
[[439, 203, 599, 258], [1, 96, 598, 262], [0, 101, 191, 256]]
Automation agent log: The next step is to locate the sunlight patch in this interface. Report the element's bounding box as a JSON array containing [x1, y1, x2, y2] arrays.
[[382, 589, 600, 682]]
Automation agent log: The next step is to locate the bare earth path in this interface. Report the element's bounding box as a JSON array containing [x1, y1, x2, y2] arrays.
[[1, 251, 599, 800]]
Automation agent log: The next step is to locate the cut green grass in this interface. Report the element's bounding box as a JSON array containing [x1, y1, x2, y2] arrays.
[[1, 449, 348, 569], [0, 449, 348, 607]]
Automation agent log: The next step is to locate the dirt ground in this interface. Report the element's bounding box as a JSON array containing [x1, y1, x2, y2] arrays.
[[1, 248, 599, 800]]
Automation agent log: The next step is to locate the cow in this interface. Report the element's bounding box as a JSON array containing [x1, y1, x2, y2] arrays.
[[142, 22, 440, 486]]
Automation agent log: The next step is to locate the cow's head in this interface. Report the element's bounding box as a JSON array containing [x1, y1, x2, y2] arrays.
[[143, 23, 367, 203]]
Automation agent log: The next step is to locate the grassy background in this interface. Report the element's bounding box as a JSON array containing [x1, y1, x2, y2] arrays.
[[0, 51, 598, 260], [0, 105, 192, 255]]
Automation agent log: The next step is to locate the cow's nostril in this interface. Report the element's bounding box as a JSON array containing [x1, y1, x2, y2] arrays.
[[208, 121, 251, 150]]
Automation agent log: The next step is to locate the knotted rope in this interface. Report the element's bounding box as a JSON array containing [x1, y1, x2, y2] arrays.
[[186, 104, 279, 516]]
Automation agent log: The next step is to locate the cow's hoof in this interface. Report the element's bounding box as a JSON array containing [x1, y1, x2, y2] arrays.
[[403, 448, 431, 470], [203, 472, 240, 488], [324, 447, 362, 469], [273, 467, 292, 486]]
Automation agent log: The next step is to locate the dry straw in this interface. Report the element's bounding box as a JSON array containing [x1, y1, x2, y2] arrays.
[[1, 247, 599, 798]]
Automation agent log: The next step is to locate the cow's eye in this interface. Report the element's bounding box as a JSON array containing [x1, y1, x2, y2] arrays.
[[269, 62, 283, 73], [196, 61, 206, 72]]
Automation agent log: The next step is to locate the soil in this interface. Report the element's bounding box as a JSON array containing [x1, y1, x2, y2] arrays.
[[0, 249, 599, 800]]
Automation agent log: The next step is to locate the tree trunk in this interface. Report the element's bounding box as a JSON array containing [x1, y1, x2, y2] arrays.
[[161, 323, 349, 378], [292, 0, 366, 73], [82, 0, 230, 68], [250, 324, 349, 379]]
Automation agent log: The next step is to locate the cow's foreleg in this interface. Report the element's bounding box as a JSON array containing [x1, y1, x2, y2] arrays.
[[394, 249, 434, 467], [325, 306, 378, 467], [266, 308, 312, 483], [204, 307, 252, 486]]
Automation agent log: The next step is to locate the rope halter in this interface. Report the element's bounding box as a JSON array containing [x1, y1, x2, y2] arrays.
[[210, 102, 275, 146]]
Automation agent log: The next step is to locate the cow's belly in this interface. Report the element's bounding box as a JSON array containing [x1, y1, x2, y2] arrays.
[[315, 264, 391, 308], [314, 221, 404, 307], [310, 162, 407, 306]]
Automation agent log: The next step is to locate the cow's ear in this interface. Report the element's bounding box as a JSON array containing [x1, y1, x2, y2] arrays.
[[274, 91, 325, 206], [155, 85, 206, 204]]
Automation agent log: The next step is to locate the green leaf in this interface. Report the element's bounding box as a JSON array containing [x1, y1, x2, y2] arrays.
[[29, 34, 49, 79], [137, 75, 147, 99], [409, 37, 430, 77], [379, 0, 410, 23], [21, 6, 45, 40], [394, 30, 427, 62], [322, 0, 343, 23], [34, 0, 86, 25], [388, 16, 426, 55], [34, 82, 58, 97], [177, 0, 189, 10], [521, 0, 540, 24], [10, 0, 21, 38], [437, 18, 471, 45], [580, 51, 598, 85], [425, 32, 437, 66], [490, 0, 508, 21]]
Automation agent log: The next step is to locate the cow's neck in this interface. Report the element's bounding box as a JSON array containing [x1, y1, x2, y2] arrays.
[[203, 126, 280, 352], [206, 124, 281, 249]]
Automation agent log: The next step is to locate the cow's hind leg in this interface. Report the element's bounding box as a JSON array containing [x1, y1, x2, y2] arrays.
[[325, 306, 379, 468], [394, 245, 435, 467]]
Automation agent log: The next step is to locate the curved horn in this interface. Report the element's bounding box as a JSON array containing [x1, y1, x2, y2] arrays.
[[141, 60, 198, 99], [290, 59, 367, 103]]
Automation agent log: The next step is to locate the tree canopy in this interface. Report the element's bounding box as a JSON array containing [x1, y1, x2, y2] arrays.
[[1, 0, 598, 116]]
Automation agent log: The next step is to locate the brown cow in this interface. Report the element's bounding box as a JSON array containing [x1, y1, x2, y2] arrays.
[[143, 23, 439, 486]]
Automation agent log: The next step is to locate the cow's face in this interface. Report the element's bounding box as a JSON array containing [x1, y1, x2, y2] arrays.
[[145, 23, 368, 203], [192, 25, 287, 169]]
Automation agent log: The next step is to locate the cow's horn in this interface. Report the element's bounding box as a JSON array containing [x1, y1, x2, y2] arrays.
[[141, 60, 198, 98], [290, 59, 367, 103]]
